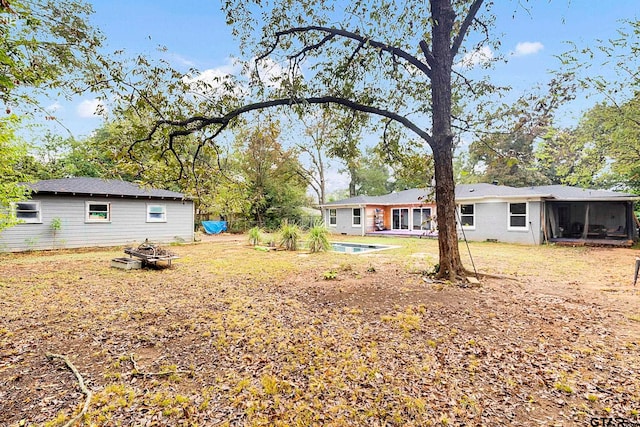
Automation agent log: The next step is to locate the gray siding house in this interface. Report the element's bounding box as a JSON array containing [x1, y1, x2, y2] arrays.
[[455, 183, 548, 245], [0, 178, 194, 252], [323, 184, 639, 245]]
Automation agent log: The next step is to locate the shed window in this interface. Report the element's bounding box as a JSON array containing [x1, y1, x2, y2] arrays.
[[14, 201, 41, 223], [147, 204, 167, 222], [459, 204, 475, 229], [508, 202, 527, 229], [86, 201, 111, 222], [352, 208, 362, 226], [329, 209, 337, 226]]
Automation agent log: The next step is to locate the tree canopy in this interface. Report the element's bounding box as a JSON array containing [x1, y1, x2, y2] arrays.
[[0, 0, 104, 230], [1, 0, 103, 110], [0, 116, 29, 230], [126, 0, 498, 280]]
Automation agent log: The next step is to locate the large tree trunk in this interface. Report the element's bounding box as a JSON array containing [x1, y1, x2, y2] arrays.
[[317, 145, 326, 205], [348, 164, 357, 197], [430, 0, 466, 280], [432, 143, 465, 279]]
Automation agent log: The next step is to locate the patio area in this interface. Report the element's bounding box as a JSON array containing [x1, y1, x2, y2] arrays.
[[367, 229, 439, 239]]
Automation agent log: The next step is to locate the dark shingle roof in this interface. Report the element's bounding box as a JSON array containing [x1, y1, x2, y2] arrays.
[[27, 178, 187, 200]]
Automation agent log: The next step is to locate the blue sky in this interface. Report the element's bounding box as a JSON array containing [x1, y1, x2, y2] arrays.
[[50, 0, 639, 139], [41, 0, 639, 178], [35, 0, 635, 192]]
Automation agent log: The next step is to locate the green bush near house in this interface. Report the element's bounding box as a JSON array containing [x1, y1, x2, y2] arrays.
[[248, 226, 263, 246], [278, 220, 300, 251], [307, 222, 331, 253]]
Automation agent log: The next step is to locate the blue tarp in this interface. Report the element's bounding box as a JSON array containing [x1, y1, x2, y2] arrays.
[[202, 221, 228, 234]]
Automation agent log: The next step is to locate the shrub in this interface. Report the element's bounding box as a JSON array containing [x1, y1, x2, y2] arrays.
[[248, 226, 262, 246], [307, 222, 331, 253], [323, 270, 337, 280], [278, 220, 300, 251]]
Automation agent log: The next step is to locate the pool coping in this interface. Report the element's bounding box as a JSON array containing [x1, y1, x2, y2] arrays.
[[330, 242, 401, 254]]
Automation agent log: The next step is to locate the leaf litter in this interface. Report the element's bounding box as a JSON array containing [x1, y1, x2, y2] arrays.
[[0, 237, 638, 426]]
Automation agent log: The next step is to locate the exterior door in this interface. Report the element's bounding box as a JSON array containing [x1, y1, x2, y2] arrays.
[[392, 208, 409, 230], [412, 208, 432, 230]]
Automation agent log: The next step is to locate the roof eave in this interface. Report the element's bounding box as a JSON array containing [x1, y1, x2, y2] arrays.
[[31, 190, 188, 201], [548, 197, 640, 202], [456, 194, 550, 202]]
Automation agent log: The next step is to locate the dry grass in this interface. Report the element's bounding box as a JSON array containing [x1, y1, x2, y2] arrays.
[[0, 235, 639, 426]]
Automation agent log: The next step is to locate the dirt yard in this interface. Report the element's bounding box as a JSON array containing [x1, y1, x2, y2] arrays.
[[0, 236, 638, 426]]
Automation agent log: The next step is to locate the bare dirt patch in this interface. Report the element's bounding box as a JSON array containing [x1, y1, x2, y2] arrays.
[[0, 237, 639, 426]]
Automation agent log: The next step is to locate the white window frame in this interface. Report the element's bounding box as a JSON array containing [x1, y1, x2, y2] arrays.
[[352, 208, 362, 227], [508, 202, 528, 231], [13, 201, 42, 224], [391, 208, 410, 230], [85, 201, 111, 223], [329, 209, 337, 226], [459, 203, 475, 230], [146, 204, 167, 223], [412, 207, 432, 231]]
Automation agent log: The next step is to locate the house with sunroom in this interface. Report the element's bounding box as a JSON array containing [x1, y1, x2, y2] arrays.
[[322, 183, 639, 245], [0, 177, 194, 252]]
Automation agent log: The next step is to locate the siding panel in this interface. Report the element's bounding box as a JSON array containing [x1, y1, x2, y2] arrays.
[[0, 195, 194, 252], [460, 201, 542, 245]]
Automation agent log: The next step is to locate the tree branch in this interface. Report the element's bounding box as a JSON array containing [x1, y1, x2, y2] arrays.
[[140, 96, 433, 147], [46, 353, 93, 427], [419, 40, 436, 69], [259, 26, 432, 79], [451, 0, 485, 58]]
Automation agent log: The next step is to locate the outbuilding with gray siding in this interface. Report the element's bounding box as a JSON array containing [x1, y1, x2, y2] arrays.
[[0, 178, 194, 252]]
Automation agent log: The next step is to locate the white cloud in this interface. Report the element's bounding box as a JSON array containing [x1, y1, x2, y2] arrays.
[[457, 46, 494, 69], [164, 52, 196, 68], [182, 58, 243, 97], [46, 102, 63, 112], [183, 57, 297, 99], [77, 99, 106, 118], [325, 166, 350, 195], [250, 57, 289, 88], [513, 41, 544, 57]]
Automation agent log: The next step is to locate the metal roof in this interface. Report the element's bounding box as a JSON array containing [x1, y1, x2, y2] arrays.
[[26, 178, 187, 200]]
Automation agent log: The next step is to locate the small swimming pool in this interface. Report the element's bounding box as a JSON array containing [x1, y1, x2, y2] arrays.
[[331, 242, 396, 254]]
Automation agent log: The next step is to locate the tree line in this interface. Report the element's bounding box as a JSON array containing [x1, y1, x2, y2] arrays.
[[2, 0, 640, 279]]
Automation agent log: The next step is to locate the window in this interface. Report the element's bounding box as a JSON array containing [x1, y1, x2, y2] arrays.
[[459, 204, 475, 229], [14, 201, 41, 223], [85, 201, 111, 222], [352, 208, 362, 226], [329, 209, 337, 226], [147, 204, 167, 222], [508, 202, 527, 229]]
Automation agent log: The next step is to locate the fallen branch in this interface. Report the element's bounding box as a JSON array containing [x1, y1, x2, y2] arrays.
[[45, 352, 93, 427], [129, 353, 192, 378]]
